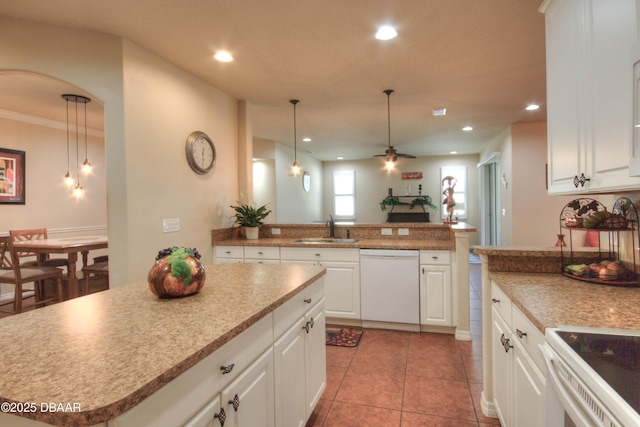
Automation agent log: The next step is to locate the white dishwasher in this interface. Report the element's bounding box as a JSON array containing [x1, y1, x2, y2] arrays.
[[360, 249, 420, 324]]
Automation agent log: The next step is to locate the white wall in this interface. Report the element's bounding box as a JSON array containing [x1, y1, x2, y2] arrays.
[[2, 18, 239, 285], [275, 143, 323, 223], [0, 115, 107, 232], [322, 155, 481, 245]]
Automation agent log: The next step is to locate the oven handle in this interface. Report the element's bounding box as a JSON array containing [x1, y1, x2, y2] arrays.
[[539, 343, 597, 427]]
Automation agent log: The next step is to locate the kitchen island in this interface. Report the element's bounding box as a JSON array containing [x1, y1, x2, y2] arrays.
[[0, 263, 326, 427]]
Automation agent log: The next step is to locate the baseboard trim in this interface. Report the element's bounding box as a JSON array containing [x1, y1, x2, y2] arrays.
[[481, 391, 498, 419], [455, 329, 472, 341]]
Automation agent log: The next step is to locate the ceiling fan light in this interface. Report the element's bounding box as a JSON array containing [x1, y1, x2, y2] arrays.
[[462, 126, 473, 132], [384, 159, 395, 172]]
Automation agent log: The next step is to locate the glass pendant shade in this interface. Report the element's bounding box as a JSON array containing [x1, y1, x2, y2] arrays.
[[72, 182, 84, 200], [290, 99, 301, 176], [63, 170, 74, 188]]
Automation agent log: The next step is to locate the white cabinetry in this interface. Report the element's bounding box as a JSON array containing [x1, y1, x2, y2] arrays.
[[419, 250, 452, 327], [544, 0, 640, 194], [215, 246, 244, 264], [273, 279, 326, 427], [281, 247, 360, 320], [244, 246, 280, 264], [490, 282, 545, 427]]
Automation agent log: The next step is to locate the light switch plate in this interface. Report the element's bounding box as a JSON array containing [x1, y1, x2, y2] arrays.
[[271, 228, 281, 235], [381, 228, 392, 236], [398, 228, 409, 236], [163, 218, 180, 233]]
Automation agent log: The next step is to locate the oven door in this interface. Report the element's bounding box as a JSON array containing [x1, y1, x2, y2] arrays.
[[540, 343, 598, 427]]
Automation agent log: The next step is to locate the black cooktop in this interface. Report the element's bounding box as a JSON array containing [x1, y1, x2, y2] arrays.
[[557, 330, 640, 415]]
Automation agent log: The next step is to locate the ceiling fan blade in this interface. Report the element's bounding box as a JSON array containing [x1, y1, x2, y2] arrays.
[[373, 154, 387, 158], [396, 153, 416, 159]]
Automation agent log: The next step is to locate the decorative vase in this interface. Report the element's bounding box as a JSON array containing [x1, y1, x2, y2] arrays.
[[555, 234, 566, 247], [148, 247, 205, 298], [244, 226, 259, 240]]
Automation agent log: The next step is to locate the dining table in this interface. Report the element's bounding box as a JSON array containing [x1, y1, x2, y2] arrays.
[[12, 235, 108, 299]]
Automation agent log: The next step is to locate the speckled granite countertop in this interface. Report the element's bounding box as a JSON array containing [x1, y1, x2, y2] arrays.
[[214, 237, 455, 250], [0, 263, 325, 426], [474, 246, 640, 333]]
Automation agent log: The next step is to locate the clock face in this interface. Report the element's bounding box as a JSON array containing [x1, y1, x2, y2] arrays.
[[185, 131, 216, 174]]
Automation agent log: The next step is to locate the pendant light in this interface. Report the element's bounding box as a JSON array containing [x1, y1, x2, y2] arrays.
[[383, 89, 395, 172], [290, 99, 301, 176], [61, 94, 90, 200], [81, 96, 92, 176]]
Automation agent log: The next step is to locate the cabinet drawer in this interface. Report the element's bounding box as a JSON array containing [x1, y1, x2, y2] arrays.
[[511, 305, 545, 373], [281, 247, 359, 262], [273, 277, 325, 338], [215, 245, 244, 259], [244, 246, 280, 260], [115, 314, 273, 427], [419, 250, 451, 265], [491, 282, 512, 326]]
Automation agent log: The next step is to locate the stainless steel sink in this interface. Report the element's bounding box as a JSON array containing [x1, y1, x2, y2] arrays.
[[292, 238, 360, 244]]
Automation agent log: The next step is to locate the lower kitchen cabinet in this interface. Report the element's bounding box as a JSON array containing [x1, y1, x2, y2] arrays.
[[274, 298, 326, 427], [419, 250, 452, 327], [491, 282, 545, 427], [281, 247, 360, 320]]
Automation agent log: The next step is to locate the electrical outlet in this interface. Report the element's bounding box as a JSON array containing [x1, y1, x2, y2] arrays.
[[271, 228, 281, 235], [398, 228, 409, 236], [163, 218, 180, 233], [381, 228, 393, 236]]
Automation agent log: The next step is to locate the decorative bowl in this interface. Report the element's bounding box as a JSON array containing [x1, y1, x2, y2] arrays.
[[147, 247, 205, 298]]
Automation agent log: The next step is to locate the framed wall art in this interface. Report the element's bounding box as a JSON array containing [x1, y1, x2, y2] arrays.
[[0, 148, 25, 204]]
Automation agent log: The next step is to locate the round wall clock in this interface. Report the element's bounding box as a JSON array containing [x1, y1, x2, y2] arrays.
[[185, 131, 216, 174]]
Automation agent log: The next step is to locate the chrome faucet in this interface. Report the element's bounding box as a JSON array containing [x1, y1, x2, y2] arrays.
[[326, 215, 335, 238]]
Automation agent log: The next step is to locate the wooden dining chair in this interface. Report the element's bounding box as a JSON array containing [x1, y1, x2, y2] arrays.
[[0, 236, 64, 314], [82, 255, 109, 295], [9, 228, 69, 268]]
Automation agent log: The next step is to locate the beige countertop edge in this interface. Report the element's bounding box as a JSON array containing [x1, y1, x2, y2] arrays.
[[488, 271, 640, 334], [0, 264, 326, 426], [474, 245, 601, 257], [213, 237, 455, 250]]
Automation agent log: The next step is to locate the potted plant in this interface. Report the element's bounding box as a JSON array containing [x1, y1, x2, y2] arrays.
[[230, 202, 272, 240]]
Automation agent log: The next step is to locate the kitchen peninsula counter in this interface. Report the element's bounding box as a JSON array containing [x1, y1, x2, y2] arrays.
[[213, 237, 455, 250], [0, 263, 325, 426]]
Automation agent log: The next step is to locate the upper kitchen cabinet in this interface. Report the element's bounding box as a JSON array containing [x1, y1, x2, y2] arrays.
[[543, 0, 640, 194]]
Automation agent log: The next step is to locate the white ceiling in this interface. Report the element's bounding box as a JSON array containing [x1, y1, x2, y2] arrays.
[[0, 0, 547, 161]]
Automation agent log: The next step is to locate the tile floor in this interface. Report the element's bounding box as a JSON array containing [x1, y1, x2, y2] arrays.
[[307, 263, 501, 426]]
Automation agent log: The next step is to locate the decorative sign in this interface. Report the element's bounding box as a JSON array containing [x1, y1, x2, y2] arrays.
[[401, 172, 422, 180], [0, 148, 25, 204]]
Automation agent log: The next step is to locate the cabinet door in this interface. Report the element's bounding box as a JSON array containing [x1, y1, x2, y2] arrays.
[[319, 261, 360, 320], [220, 348, 274, 427], [588, 0, 640, 191], [419, 265, 451, 326], [273, 319, 306, 427], [512, 340, 545, 427], [304, 299, 327, 417], [491, 306, 512, 427], [183, 395, 223, 427], [545, 0, 585, 194]]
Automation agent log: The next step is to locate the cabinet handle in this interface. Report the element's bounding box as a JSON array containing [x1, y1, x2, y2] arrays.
[[228, 394, 240, 412], [432, 256, 439, 260], [422, 268, 425, 274], [302, 321, 310, 333], [304, 298, 312, 304], [491, 298, 500, 303], [515, 329, 527, 339], [225, 251, 231, 254], [258, 251, 263, 255], [573, 173, 590, 188], [214, 408, 227, 426], [220, 363, 235, 374], [309, 316, 315, 329], [315, 253, 321, 257], [500, 333, 513, 353]]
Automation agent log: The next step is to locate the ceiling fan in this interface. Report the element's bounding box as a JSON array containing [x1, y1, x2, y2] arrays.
[[373, 89, 416, 163]]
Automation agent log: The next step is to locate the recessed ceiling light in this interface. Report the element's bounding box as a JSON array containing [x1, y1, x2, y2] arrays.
[[462, 126, 473, 132], [303, 137, 312, 142], [375, 25, 398, 40], [526, 104, 540, 111], [432, 108, 447, 117], [450, 151, 458, 154], [337, 157, 344, 160], [214, 51, 233, 62]]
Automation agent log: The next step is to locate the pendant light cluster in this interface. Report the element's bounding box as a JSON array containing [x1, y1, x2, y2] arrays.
[[290, 99, 301, 176], [62, 94, 92, 200]]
